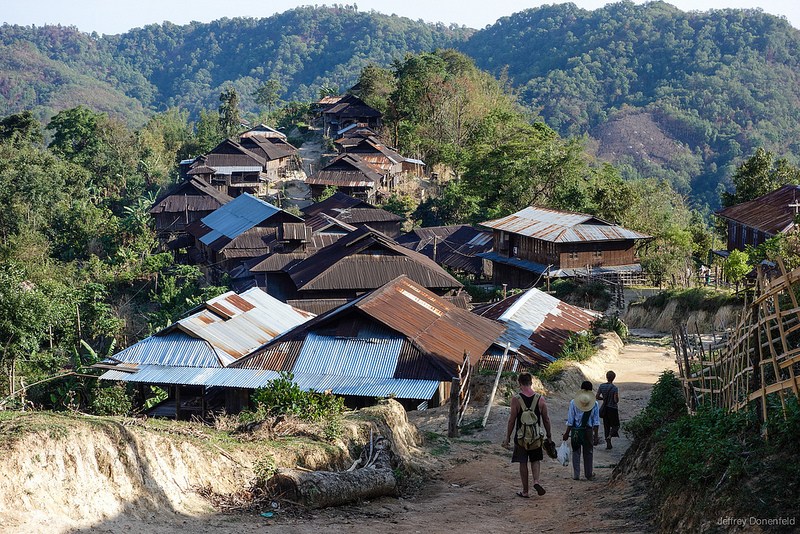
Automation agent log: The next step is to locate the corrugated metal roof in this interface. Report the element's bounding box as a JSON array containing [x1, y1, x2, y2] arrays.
[[398, 225, 493, 276], [174, 288, 315, 364], [105, 288, 315, 370], [107, 333, 222, 367], [149, 178, 232, 214], [356, 276, 505, 371], [306, 154, 383, 188], [476, 287, 599, 363], [99, 365, 438, 400], [715, 184, 800, 235], [196, 194, 282, 246], [235, 276, 503, 384], [481, 207, 650, 242], [287, 227, 462, 292], [302, 192, 365, 217], [292, 326, 402, 378]]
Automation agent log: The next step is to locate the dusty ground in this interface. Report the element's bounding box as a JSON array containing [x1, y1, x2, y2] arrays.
[[76, 335, 676, 534]]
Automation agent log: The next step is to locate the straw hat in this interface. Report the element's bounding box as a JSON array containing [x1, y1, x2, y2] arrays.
[[574, 390, 595, 412]]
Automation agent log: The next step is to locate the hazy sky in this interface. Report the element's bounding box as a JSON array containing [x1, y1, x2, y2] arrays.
[[3, 0, 798, 34]]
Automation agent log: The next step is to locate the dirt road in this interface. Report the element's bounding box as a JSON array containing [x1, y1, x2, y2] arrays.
[[89, 337, 674, 534]]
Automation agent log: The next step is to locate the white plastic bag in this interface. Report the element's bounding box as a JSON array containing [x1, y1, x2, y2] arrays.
[[557, 440, 570, 466]]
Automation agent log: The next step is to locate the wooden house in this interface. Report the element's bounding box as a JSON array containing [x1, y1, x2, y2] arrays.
[[186, 193, 305, 277], [238, 135, 300, 181], [715, 184, 800, 251], [479, 206, 650, 288], [149, 177, 232, 239], [252, 225, 466, 313], [302, 192, 404, 238], [305, 154, 383, 202], [320, 94, 382, 137], [191, 139, 267, 197], [228, 275, 505, 409]]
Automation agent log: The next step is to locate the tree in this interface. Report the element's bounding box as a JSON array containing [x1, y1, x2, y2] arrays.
[[46, 106, 103, 166], [721, 148, 800, 208], [724, 249, 750, 291], [0, 111, 42, 146], [218, 87, 241, 138], [253, 79, 283, 113]]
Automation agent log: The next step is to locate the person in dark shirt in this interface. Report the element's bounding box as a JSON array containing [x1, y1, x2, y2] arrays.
[[596, 370, 620, 449]]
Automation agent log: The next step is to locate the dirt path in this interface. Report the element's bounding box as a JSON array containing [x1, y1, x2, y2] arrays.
[[100, 337, 674, 534]]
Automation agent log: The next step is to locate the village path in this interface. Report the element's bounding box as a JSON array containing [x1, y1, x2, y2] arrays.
[[118, 336, 676, 534]]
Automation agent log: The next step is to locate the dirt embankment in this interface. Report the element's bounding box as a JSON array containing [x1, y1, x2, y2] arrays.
[[624, 300, 742, 334], [0, 401, 422, 533]]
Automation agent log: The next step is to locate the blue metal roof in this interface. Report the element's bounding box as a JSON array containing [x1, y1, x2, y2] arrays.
[[109, 333, 221, 367], [199, 193, 281, 245], [293, 331, 403, 377], [99, 365, 439, 400]]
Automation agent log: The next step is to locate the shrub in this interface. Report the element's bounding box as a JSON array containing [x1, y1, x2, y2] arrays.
[[251, 372, 345, 422], [559, 331, 597, 362], [623, 370, 686, 441], [593, 314, 629, 340], [91, 382, 132, 416]]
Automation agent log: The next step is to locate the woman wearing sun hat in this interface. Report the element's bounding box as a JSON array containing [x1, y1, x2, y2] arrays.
[[562, 381, 600, 481]]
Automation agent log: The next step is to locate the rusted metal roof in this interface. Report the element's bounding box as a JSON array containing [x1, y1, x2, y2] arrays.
[[232, 276, 504, 393], [398, 225, 493, 276], [475, 287, 599, 364], [481, 206, 650, 242], [286, 298, 351, 315], [715, 184, 800, 235], [354, 276, 505, 371], [149, 177, 232, 214], [287, 227, 462, 292], [306, 154, 383, 188], [322, 94, 382, 118], [247, 233, 344, 273], [279, 222, 311, 242]]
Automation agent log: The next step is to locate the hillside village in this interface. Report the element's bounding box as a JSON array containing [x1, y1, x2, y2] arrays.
[[2, 5, 800, 532]]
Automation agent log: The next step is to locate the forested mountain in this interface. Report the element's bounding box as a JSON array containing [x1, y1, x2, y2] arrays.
[[461, 1, 800, 206], [0, 7, 471, 122], [2, 2, 800, 207]]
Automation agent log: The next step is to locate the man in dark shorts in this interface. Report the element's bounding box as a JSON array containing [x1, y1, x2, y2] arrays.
[[502, 372, 552, 498], [596, 370, 620, 449]]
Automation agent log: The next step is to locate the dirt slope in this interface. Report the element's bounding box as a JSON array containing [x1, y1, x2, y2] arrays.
[[1, 337, 675, 533]]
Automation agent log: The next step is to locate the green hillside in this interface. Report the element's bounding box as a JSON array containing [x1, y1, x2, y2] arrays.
[[2, 2, 800, 207]]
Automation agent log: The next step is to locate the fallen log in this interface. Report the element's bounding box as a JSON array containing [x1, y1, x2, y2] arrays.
[[268, 467, 397, 509]]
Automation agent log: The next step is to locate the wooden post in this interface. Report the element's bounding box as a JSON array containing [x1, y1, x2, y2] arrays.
[[448, 377, 461, 438], [482, 343, 510, 428], [433, 236, 438, 263]]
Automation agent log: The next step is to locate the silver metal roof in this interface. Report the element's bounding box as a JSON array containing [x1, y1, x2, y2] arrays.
[[106, 288, 314, 368], [99, 365, 439, 400], [481, 207, 650, 242], [199, 193, 281, 246]]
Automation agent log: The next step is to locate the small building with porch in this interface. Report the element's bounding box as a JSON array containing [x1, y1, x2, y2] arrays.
[[479, 206, 650, 289], [715, 184, 800, 251]]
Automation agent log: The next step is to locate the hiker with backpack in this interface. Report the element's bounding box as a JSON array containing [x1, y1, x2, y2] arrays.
[[596, 370, 620, 449], [562, 381, 600, 481], [502, 372, 552, 498]]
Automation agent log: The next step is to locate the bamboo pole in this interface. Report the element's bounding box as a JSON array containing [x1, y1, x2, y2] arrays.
[[482, 343, 510, 428]]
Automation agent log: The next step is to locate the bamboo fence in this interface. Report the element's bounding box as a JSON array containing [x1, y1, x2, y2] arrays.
[[673, 258, 800, 421]]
